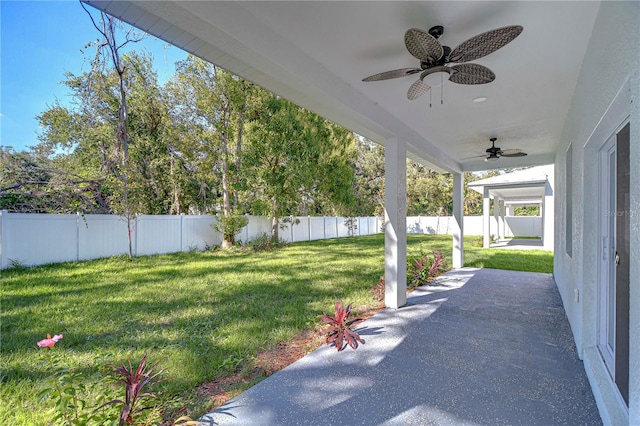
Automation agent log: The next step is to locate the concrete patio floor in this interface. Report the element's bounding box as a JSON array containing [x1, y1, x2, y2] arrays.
[[201, 268, 601, 425]]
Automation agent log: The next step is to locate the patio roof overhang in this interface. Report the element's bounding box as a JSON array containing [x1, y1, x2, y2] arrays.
[[83, 1, 599, 174]]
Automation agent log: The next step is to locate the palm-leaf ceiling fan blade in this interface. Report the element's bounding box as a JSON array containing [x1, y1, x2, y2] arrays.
[[407, 79, 429, 100], [461, 153, 489, 160], [404, 28, 444, 63], [362, 68, 421, 82], [449, 63, 496, 84], [449, 25, 523, 63], [499, 150, 528, 157]]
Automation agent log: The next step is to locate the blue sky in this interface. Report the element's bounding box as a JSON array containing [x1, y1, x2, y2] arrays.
[[1, 1, 188, 152]]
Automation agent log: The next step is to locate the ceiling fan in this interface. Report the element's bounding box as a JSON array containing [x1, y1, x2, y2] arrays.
[[480, 138, 528, 162], [362, 25, 523, 100]]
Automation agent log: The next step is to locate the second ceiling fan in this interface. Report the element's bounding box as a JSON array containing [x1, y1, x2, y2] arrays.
[[362, 25, 523, 100]]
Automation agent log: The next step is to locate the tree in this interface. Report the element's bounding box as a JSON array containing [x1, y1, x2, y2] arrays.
[[81, 3, 146, 256], [242, 92, 356, 238], [406, 163, 453, 216], [168, 56, 253, 246], [349, 138, 385, 217]]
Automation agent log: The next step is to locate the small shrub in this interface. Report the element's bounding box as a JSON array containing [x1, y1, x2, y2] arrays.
[[8, 258, 27, 269], [212, 213, 248, 249], [344, 217, 358, 237], [428, 251, 445, 277], [368, 276, 385, 302], [101, 354, 166, 426], [408, 253, 430, 289], [408, 251, 447, 288], [37, 335, 118, 425], [250, 232, 287, 252], [319, 301, 364, 351]]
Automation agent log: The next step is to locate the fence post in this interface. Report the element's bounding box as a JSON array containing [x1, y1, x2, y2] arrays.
[[0, 210, 7, 269], [245, 214, 250, 244], [180, 213, 184, 252], [323, 216, 326, 240], [308, 216, 311, 241], [76, 212, 81, 261], [134, 214, 139, 257], [289, 216, 293, 242], [335, 216, 339, 238]]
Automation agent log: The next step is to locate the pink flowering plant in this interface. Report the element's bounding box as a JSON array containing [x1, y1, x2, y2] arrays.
[[36, 332, 164, 425], [37, 333, 64, 348], [36, 332, 119, 425]]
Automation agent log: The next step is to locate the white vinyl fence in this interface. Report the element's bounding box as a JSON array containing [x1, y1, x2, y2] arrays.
[[405, 215, 542, 238], [0, 212, 381, 269], [0, 211, 541, 269]]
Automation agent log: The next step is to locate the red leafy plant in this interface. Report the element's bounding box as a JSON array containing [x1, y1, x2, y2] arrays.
[[100, 354, 166, 426], [368, 276, 385, 302], [428, 250, 445, 277], [408, 250, 447, 288], [319, 301, 364, 351]]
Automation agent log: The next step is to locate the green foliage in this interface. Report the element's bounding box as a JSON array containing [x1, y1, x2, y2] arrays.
[[37, 353, 119, 426], [242, 93, 357, 236], [212, 213, 249, 247], [407, 164, 452, 216], [350, 139, 385, 217], [513, 205, 540, 216], [249, 232, 287, 252], [7, 258, 28, 270], [407, 250, 447, 288]]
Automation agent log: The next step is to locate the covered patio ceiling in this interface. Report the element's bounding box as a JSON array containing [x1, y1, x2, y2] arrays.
[[85, 1, 600, 173]]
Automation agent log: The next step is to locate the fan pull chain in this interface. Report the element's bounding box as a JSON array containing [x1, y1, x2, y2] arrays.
[[441, 73, 444, 104], [429, 89, 432, 108]]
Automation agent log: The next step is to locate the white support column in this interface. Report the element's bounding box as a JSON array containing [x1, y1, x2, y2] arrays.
[[493, 196, 500, 241], [452, 173, 464, 268], [543, 181, 554, 249], [483, 187, 491, 248], [500, 199, 506, 239], [384, 137, 407, 309]]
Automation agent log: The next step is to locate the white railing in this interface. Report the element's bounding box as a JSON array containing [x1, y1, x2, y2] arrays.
[[0, 211, 541, 269]]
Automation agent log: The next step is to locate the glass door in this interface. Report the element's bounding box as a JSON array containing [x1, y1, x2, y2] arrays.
[[597, 122, 630, 406]]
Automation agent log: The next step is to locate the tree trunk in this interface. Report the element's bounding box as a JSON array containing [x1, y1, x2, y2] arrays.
[[271, 199, 279, 240], [221, 131, 230, 217], [233, 106, 245, 210]]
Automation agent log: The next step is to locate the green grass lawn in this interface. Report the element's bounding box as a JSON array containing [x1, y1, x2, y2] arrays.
[[1, 234, 553, 424]]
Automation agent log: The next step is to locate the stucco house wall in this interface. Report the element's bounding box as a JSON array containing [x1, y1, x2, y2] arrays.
[[553, 2, 639, 424]]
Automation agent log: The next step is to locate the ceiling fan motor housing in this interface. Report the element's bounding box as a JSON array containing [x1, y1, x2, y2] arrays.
[[428, 25, 444, 39]]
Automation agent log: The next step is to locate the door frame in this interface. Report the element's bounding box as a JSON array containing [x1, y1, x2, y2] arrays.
[[597, 134, 618, 374], [595, 117, 631, 410]]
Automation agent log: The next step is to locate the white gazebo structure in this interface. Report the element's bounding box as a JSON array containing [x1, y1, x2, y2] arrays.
[[468, 165, 554, 250]]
